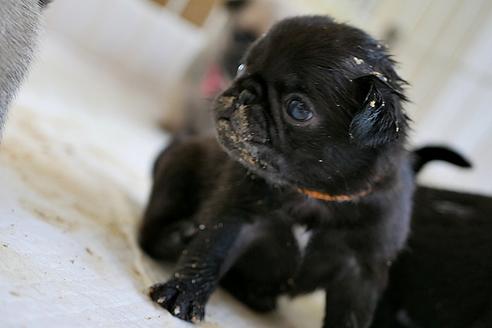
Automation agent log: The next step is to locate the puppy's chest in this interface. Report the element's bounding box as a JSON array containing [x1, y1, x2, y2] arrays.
[[291, 224, 312, 258], [280, 201, 333, 256], [281, 198, 334, 227]]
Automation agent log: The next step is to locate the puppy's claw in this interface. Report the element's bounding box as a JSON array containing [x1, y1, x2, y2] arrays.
[[173, 305, 181, 316], [148, 279, 207, 323], [189, 301, 205, 322], [149, 283, 177, 309]]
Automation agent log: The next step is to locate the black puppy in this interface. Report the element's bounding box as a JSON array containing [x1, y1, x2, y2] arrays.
[[140, 16, 413, 328], [371, 185, 492, 328]]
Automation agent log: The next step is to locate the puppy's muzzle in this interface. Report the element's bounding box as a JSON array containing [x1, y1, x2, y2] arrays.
[[216, 87, 256, 119], [215, 86, 269, 145]]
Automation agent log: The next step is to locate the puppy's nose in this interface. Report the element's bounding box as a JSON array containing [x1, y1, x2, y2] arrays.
[[237, 89, 256, 106]]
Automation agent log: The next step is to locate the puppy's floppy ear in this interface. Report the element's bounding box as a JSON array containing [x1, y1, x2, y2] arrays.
[[349, 74, 408, 147]]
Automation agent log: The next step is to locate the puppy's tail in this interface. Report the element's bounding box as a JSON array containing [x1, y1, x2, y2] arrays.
[[412, 145, 472, 173]]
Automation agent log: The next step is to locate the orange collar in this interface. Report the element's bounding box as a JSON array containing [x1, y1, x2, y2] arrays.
[[297, 185, 374, 202]]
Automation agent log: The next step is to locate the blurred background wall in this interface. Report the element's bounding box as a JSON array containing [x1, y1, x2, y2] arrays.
[[41, 0, 492, 194]]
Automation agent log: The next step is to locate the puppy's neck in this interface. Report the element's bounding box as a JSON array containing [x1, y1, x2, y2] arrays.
[[297, 175, 385, 202]]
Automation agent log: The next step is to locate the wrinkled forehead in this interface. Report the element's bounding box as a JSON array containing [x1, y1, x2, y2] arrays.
[[242, 44, 338, 98], [244, 17, 374, 85]]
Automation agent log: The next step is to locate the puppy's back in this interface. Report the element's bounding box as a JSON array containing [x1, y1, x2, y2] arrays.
[[381, 187, 492, 328]]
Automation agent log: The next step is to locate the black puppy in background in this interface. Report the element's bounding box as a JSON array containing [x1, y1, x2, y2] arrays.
[[140, 15, 413, 328], [371, 185, 492, 328]]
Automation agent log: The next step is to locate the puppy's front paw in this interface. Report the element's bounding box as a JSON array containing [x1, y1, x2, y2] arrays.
[[149, 279, 206, 323]]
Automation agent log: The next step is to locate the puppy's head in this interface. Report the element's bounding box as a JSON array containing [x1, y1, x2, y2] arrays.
[[214, 16, 409, 194]]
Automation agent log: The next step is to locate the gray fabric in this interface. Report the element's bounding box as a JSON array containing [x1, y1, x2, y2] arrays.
[[0, 0, 40, 136], [39, 0, 52, 7]]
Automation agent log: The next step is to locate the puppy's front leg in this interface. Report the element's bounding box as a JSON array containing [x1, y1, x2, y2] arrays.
[[149, 218, 246, 322], [323, 261, 388, 328]]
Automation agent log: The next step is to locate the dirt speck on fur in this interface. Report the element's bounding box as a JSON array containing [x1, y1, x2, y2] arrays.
[[218, 96, 236, 109], [371, 71, 388, 82], [353, 57, 364, 65]]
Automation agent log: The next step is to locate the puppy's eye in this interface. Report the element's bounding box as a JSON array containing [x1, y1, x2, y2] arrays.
[[236, 63, 246, 77], [286, 99, 313, 122]]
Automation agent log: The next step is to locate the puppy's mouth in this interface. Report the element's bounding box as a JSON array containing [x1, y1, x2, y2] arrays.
[[216, 118, 268, 169], [214, 96, 284, 180]]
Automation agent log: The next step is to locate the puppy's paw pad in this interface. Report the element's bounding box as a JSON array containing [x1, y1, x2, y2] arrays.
[[148, 280, 205, 322]]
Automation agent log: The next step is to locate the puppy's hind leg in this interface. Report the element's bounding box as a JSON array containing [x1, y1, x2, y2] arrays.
[[138, 142, 205, 261], [219, 226, 300, 313], [221, 271, 279, 313], [322, 261, 390, 328]]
